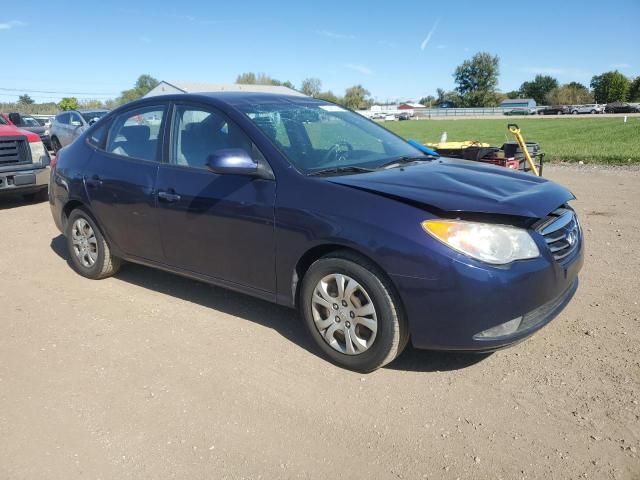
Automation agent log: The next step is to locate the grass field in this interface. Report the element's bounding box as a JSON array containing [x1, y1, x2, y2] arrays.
[[384, 117, 640, 164]]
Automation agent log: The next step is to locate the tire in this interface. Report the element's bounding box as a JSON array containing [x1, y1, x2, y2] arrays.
[[572, 110, 578, 115], [51, 136, 62, 153], [557, 111, 563, 115], [300, 251, 408, 372], [65, 208, 121, 279], [590, 110, 596, 114]]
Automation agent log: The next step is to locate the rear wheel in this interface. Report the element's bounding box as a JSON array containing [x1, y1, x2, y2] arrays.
[[65, 209, 121, 279], [300, 252, 408, 372]]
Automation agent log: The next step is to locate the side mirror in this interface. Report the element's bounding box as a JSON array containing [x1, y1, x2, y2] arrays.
[[206, 148, 258, 176]]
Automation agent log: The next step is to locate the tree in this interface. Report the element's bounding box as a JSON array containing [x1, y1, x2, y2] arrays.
[[119, 74, 159, 104], [235, 72, 293, 88], [419, 95, 436, 107], [629, 77, 640, 102], [505, 90, 522, 99], [453, 52, 500, 107], [342, 85, 371, 110], [519, 75, 558, 105], [545, 83, 592, 105], [317, 90, 341, 104], [590, 71, 630, 103], [18, 94, 35, 105], [300, 78, 322, 97], [58, 97, 79, 111], [236, 72, 257, 84], [436, 88, 446, 103]]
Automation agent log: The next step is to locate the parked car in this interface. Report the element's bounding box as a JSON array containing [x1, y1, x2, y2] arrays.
[[49, 109, 108, 152], [504, 108, 536, 116], [0, 112, 51, 149], [0, 115, 50, 200], [397, 112, 411, 121], [49, 93, 583, 372], [604, 102, 640, 114], [538, 106, 569, 115], [570, 104, 604, 114]]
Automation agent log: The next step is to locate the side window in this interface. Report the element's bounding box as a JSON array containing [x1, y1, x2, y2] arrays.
[[70, 113, 83, 126], [171, 105, 263, 169], [106, 106, 165, 162], [57, 113, 70, 125], [87, 120, 110, 149]]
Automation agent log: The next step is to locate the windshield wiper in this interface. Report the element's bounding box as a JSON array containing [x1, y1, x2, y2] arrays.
[[377, 156, 433, 170], [307, 165, 375, 176]]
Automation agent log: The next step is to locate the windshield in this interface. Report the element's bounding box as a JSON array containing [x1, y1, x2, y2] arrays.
[[0, 115, 8, 125], [80, 111, 107, 122], [21, 116, 41, 127], [237, 100, 426, 173]]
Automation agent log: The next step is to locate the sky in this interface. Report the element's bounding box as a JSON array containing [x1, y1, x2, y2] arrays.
[[1, 0, 639, 104]]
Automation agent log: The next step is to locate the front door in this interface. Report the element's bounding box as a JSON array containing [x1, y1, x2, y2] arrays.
[[155, 103, 277, 294], [86, 104, 167, 261]]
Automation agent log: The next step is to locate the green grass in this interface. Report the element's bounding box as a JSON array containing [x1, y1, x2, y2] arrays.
[[384, 117, 640, 164]]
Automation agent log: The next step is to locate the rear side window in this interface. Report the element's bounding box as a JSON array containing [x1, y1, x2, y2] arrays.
[[57, 113, 70, 125], [106, 106, 165, 162]]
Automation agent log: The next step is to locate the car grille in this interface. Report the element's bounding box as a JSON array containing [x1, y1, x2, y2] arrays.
[[0, 137, 30, 166], [536, 207, 580, 262]]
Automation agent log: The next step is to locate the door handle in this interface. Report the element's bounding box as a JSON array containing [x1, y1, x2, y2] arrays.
[[85, 175, 102, 188], [158, 190, 181, 202]]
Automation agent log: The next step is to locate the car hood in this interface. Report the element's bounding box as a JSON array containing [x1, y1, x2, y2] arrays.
[[0, 124, 40, 142], [20, 125, 46, 135], [327, 158, 574, 219]]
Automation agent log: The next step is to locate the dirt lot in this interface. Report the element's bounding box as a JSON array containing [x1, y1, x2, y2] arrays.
[[1, 165, 639, 479]]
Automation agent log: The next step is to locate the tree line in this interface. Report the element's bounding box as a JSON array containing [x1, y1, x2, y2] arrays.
[[5, 58, 639, 115], [418, 52, 640, 108]]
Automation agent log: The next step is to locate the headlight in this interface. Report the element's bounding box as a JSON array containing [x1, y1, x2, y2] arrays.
[[422, 219, 540, 265], [28, 141, 49, 166]]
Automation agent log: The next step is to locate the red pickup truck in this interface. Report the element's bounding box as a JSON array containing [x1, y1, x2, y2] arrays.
[[0, 115, 50, 200]]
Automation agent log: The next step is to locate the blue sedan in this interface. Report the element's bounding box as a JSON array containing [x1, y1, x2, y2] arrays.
[[49, 93, 583, 372]]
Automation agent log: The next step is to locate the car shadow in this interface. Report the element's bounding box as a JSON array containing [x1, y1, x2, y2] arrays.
[[0, 193, 48, 211], [50, 234, 492, 373]]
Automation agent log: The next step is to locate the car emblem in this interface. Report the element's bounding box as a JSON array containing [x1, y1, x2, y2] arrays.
[[566, 230, 577, 247]]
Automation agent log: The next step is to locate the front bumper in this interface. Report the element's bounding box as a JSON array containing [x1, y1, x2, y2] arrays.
[[393, 239, 584, 351], [0, 166, 50, 195]]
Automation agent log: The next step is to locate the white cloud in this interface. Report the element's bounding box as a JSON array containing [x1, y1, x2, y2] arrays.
[[318, 30, 355, 40], [420, 17, 441, 50], [610, 63, 631, 69], [344, 63, 373, 75], [0, 20, 26, 30]]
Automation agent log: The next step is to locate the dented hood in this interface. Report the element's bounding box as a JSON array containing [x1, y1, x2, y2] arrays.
[[328, 158, 574, 219]]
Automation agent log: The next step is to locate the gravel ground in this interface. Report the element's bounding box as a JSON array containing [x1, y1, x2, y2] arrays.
[[0, 165, 638, 479]]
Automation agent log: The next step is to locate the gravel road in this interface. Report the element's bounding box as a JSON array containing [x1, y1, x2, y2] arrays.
[[1, 165, 638, 479]]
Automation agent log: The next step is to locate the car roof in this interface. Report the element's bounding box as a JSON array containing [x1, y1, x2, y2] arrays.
[[137, 91, 320, 107]]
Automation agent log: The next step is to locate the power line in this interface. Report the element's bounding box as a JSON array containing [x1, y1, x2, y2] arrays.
[[0, 87, 119, 96]]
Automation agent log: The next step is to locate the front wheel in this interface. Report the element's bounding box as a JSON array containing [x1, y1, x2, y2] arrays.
[[65, 209, 121, 279], [300, 252, 408, 372]]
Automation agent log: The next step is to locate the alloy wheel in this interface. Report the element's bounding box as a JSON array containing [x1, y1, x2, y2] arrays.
[[311, 273, 378, 355], [71, 218, 98, 268]]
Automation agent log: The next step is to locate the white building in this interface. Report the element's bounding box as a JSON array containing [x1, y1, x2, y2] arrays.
[[144, 81, 305, 97]]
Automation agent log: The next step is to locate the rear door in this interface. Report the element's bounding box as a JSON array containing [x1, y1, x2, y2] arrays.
[[154, 102, 277, 294], [85, 104, 167, 261]]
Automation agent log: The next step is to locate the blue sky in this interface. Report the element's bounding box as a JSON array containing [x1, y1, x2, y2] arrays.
[[1, 0, 638, 103]]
